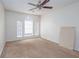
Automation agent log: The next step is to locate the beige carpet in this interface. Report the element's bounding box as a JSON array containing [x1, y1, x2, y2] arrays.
[[1, 38, 79, 58]]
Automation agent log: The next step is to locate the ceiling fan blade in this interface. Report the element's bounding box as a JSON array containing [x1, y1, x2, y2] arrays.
[[29, 7, 38, 10], [40, 0, 50, 6], [28, 3, 37, 6], [43, 6, 53, 9], [38, 0, 41, 4]]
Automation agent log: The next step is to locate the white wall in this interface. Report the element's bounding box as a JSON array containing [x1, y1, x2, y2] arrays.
[[41, 2, 79, 51], [0, 1, 5, 55], [5, 10, 40, 41]]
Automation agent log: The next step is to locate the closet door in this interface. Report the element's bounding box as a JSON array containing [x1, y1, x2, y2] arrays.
[[59, 27, 75, 50]]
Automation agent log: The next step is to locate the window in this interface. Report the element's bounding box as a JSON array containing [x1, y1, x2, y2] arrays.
[[16, 15, 39, 38], [24, 20, 33, 36], [17, 16, 33, 37], [17, 21, 22, 37]]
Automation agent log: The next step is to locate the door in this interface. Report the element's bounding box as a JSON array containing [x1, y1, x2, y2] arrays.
[[59, 27, 75, 50]]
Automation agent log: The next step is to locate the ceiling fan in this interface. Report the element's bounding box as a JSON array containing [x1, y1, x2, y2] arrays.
[[28, 0, 53, 10]]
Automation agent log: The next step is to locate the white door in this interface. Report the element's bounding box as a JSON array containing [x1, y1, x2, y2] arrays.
[[59, 27, 75, 50]]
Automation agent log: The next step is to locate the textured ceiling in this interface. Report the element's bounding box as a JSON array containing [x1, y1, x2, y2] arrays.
[[1, 0, 79, 15]]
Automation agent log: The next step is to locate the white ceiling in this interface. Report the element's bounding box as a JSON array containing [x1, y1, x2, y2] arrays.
[[1, 0, 79, 15]]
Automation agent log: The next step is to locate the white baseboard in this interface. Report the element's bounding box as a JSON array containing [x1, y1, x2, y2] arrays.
[[6, 36, 41, 42]]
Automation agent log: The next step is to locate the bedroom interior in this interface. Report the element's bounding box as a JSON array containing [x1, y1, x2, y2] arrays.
[[0, 0, 79, 58]]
